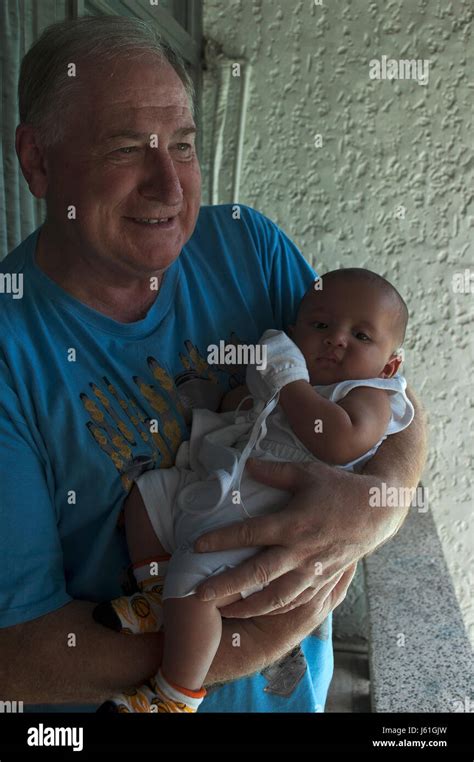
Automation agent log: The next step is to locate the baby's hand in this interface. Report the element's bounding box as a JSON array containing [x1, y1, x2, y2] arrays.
[[245, 329, 309, 402]]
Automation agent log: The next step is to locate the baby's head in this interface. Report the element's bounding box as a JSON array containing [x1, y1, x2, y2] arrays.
[[289, 268, 408, 385]]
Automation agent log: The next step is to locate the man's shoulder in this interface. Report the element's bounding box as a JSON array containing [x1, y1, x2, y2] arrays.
[[195, 203, 279, 240], [0, 230, 39, 332], [1, 229, 38, 274], [197, 202, 266, 223], [191, 204, 285, 269]]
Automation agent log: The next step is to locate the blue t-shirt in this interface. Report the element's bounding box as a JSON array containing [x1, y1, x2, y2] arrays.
[[0, 203, 332, 712]]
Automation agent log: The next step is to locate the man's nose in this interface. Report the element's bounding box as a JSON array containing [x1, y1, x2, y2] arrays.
[[139, 150, 183, 206]]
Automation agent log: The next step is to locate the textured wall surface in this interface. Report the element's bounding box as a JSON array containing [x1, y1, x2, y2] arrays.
[[202, 0, 473, 641]]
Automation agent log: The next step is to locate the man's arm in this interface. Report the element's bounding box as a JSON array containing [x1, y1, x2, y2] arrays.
[[0, 602, 162, 704], [360, 383, 428, 541], [0, 573, 354, 702], [362, 383, 427, 489], [208, 562, 355, 685]]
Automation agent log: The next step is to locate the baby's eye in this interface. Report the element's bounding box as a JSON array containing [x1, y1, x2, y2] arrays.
[[312, 322, 328, 330], [356, 332, 371, 341]]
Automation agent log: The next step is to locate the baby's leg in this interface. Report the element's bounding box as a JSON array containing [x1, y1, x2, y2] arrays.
[[94, 484, 170, 635], [162, 591, 242, 691], [99, 487, 241, 713], [124, 482, 167, 563], [99, 592, 247, 715]]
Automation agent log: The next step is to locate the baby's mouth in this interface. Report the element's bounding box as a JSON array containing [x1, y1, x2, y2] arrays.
[[317, 356, 340, 364]]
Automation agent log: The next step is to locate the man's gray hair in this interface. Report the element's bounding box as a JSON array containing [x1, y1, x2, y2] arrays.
[[18, 15, 195, 148]]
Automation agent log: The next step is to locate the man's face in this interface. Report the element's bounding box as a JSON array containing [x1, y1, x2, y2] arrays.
[[290, 280, 399, 384], [42, 54, 201, 278]]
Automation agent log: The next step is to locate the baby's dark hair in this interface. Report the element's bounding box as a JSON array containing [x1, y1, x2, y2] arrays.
[[307, 267, 409, 350]]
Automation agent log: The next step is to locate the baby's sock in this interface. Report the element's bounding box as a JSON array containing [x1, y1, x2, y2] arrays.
[[150, 669, 206, 713], [97, 681, 157, 714], [97, 669, 206, 714], [93, 555, 170, 635], [133, 555, 170, 594]]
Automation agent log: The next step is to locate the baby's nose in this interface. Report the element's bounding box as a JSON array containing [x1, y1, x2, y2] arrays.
[[324, 332, 347, 347]]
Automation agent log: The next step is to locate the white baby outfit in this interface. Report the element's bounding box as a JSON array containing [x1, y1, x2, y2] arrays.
[[136, 370, 414, 601]]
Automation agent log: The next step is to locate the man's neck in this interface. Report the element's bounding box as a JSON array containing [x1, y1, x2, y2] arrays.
[[35, 225, 163, 323]]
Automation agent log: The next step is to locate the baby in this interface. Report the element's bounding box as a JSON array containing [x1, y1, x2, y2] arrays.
[[95, 267, 414, 713]]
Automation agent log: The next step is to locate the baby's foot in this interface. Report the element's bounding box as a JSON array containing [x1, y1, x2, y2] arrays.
[[97, 671, 206, 714], [97, 681, 157, 713], [93, 587, 163, 635]]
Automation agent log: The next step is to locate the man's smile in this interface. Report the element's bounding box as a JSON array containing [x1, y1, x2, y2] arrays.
[[125, 215, 178, 230]]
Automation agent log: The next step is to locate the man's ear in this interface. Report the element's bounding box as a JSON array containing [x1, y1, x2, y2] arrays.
[[15, 124, 49, 199], [380, 354, 402, 378]]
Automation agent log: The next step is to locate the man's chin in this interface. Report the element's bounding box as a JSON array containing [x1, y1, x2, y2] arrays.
[[119, 236, 183, 272]]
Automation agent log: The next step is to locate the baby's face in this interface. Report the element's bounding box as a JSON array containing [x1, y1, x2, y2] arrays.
[[290, 280, 401, 385]]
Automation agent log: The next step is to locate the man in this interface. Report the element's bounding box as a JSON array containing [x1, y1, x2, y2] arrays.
[[0, 17, 427, 713]]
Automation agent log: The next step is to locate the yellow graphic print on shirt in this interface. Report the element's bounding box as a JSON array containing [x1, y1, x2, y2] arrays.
[[81, 336, 247, 493]]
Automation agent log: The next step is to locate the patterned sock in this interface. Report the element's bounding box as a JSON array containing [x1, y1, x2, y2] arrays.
[[97, 669, 206, 714], [97, 681, 157, 714], [149, 669, 206, 713], [93, 555, 170, 635]]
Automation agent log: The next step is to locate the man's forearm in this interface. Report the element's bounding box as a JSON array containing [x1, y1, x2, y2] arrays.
[[2, 597, 313, 703], [207, 597, 326, 686], [360, 383, 428, 543], [1, 601, 164, 704], [362, 384, 428, 489]]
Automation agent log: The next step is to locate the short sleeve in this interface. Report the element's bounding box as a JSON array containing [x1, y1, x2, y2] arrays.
[[240, 206, 317, 330], [0, 355, 70, 628]]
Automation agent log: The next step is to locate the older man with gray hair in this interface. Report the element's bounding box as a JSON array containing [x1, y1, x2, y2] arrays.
[[0, 16, 426, 713]]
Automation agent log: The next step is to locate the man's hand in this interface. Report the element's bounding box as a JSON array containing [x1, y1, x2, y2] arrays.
[[207, 561, 357, 685], [193, 459, 379, 617]]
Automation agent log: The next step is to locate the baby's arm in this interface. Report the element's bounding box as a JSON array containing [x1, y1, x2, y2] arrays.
[[278, 381, 392, 465], [219, 384, 253, 412]]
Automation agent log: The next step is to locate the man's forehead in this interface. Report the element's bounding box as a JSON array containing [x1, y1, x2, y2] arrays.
[[80, 56, 191, 113], [95, 105, 194, 136], [94, 81, 191, 112]]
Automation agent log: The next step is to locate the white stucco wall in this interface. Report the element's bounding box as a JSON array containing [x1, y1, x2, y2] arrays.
[[202, 0, 473, 641]]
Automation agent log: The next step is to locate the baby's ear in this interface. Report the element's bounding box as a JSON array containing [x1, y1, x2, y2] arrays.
[[381, 353, 402, 378], [287, 324, 295, 337]]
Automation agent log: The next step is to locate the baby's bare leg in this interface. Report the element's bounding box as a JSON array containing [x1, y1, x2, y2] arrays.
[[126, 487, 242, 695], [97, 484, 245, 712], [124, 483, 168, 562], [125, 486, 241, 692], [162, 591, 242, 691], [93, 485, 170, 636]]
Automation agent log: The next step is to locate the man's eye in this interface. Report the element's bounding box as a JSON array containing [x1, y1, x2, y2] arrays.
[[356, 332, 371, 341], [175, 143, 193, 155], [116, 146, 139, 154]]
